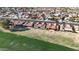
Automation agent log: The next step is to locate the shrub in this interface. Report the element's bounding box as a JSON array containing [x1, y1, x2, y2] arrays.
[[2, 19, 10, 29]]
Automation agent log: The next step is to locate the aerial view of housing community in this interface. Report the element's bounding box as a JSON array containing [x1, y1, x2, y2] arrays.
[[0, 7, 79, 51]]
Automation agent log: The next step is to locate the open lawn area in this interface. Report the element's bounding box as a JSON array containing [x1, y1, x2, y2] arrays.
[[0, 27, 79, 50], [0, 31, 76, 51]]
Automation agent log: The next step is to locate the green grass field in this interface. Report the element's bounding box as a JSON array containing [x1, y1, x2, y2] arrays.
[[0, 31, 76, 51]]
